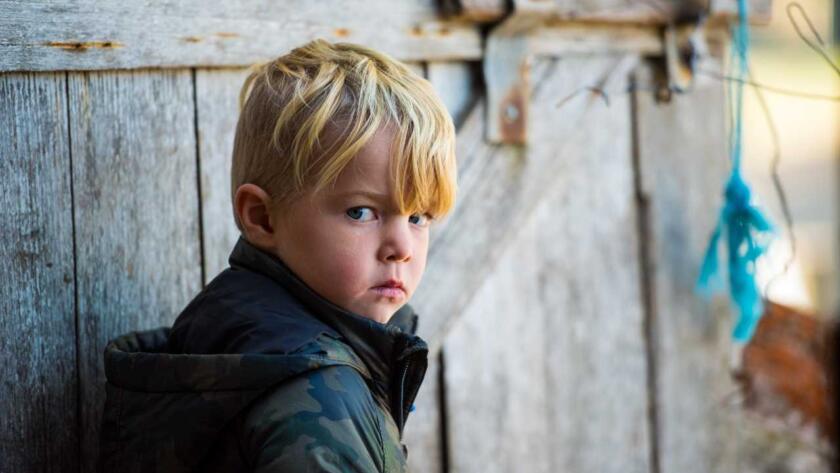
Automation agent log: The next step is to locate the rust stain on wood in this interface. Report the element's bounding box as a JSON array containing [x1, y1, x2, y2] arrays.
[[409, 25, 424, 37], [499, 85, 526, 144], [334, 28, 351, 38], [182, 36, 203, 43], [45, 40, 123, 51], [498, 59, 531, 144], [409, 24, 454, 37], [215, 32, 239, 39]]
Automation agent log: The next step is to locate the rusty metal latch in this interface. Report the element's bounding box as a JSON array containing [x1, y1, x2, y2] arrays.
[[482, 1, 723, 145]]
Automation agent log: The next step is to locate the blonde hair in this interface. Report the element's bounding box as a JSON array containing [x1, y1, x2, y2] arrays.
[[231, 39, 457, 230]]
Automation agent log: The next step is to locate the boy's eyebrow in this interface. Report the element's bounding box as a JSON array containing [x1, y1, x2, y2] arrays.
[[333, 189, 391, 201]]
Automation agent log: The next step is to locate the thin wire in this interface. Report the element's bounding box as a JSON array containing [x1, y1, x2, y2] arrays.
[[697, 68, 840, 101], [786, 2, 840, 78], [556, 72, 840, 109], [555, 86, 611, 108], [743, 60, 798, 299], [554, 2, 837, 288]]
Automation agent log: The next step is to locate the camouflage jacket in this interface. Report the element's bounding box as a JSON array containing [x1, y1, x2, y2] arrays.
[[99, 236, 429, 473]]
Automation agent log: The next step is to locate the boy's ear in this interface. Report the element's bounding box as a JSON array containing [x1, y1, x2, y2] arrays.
[[233, 184, 277, 249]]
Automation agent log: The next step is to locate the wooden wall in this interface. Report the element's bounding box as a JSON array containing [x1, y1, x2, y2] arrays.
[[4, 1, 819, 472]]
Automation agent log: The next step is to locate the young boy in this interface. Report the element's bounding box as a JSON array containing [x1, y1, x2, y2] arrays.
[[99, 39, 457, 472]]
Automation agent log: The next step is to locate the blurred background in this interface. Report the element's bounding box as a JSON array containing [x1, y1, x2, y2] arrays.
[[747, 0, 838, 316]]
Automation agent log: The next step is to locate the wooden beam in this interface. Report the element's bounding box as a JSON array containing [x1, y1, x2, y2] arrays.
[[441, 0, 509, 22], [631, 58, 741, 473], [0, 72, 78, 473], [70, 70, 203, 473], [530, 22, 663, 56], [0, 1, 482, 72], [413, 53, 640, 354], [194, 68, 250, 285], [516, 0, 772, 23], [443, 56, 651, 472]]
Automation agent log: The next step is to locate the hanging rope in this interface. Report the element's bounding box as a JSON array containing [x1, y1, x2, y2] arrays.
[[696, 0, 776, 343]]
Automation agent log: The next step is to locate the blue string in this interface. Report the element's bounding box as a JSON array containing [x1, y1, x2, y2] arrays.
[[696, 0, 775, 343]]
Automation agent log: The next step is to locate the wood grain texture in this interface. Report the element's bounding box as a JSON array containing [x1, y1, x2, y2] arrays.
[[404, 61, 426, 77], [0, 1, 482, 72], [632, 60, 740, 473], [413, 54, 640, 353], [69, 70, 203, 473], [529, 23, 662, 56], [403, 353, 444, 473], [443, 57, 650, 473], [427, 61, 478, 128], [0, 72, 77, 473], [441, 0, 509, 22], [516, 0, 771, 23], [195, 68, 250, 284]]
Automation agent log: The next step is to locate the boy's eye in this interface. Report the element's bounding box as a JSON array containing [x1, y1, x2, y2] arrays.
[[346, 207, 375, 222], [409, 213, 431, 226]]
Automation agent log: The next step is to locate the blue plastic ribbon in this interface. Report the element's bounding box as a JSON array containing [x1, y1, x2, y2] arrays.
[[696, 0, 775, 343]]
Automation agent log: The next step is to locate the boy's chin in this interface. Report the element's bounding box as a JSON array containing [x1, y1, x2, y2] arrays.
[[354, 305, 395, 325]]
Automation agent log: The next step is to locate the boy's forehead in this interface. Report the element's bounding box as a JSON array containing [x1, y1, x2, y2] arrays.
[[332, 127, 397, 194], [330, 169, 396, 204]]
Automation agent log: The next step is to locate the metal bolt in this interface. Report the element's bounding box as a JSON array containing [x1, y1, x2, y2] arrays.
[[504, 104, 519, 122]]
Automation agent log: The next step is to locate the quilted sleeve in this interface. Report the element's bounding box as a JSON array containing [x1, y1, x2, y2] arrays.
[[237, 365, 387, 473]]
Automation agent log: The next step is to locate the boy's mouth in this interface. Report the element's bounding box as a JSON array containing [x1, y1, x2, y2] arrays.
[[371, 279, 405, 299]]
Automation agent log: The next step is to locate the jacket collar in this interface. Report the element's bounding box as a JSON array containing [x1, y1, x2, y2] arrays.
[[227, 236, 427, 416]]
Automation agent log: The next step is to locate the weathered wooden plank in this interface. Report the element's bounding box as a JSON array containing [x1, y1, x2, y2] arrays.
[[532, 64, 650, 472], [442, 224, 552, 473], [441, 0, 770, 22], [70, 70, 203, 473], [195, 68, 250, 283], [403, 353, 444, 473], [0, 1, 482, 72], [443, 57, 650, 473], [441, 0, 509, 22], [530, 23, 663, 56], [426, 61, 477, 127], [0, 72, 77, 473], [404, 61, 426, 77], [413, 54, 640, 353], [516, 0, 772, 23], [632, 60, 739, 473]]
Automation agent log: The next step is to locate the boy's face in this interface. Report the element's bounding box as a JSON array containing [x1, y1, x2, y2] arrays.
[[268, 125, 430, 324]]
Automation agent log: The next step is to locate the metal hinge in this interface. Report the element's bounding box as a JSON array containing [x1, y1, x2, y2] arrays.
[[480, 0, 747, 144]]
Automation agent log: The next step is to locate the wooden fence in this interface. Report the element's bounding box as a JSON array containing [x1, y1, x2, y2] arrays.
[[5, 1, 814, 472]]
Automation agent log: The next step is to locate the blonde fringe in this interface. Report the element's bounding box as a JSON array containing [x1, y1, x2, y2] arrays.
[[231, 39, 457, 229]]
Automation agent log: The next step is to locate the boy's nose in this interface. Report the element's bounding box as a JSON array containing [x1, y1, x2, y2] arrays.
[[377, 220, 412, 263]]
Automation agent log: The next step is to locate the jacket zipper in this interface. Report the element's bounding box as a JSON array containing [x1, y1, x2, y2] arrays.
[[394, 339, 427, 435], [397, 359, 410, 432]]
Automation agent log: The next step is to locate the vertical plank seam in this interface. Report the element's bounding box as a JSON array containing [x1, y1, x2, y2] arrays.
[[630, 70, 662, 473], [423, 60, 451, 473], [65, 70, 82, 473], [190, 68, 207, 288], [538, 267, 557, 473], [437, 350, 451, 473]]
